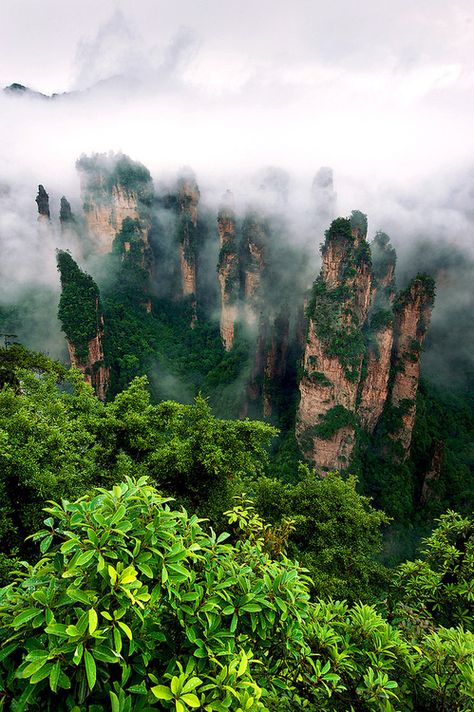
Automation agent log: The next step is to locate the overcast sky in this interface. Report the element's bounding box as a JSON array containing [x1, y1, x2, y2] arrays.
[[1, 0, 474, 196]]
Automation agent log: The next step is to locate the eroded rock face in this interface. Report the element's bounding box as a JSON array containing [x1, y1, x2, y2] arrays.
[[389, 276, 435, 458], [296, 216, 372, 471], [177, 172, 200, 298], [57, 250, 110, 400], [308, 425, 356, 471], [242, 212, 267, 325], [77, 154, 153, 256], [35, 185, 50, 220], [67, 316, 110, 400], [217, 191, 239, 350], [358, 324, 394, 433]]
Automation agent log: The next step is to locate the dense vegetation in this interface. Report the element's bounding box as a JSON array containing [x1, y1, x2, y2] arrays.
[[0, 352, 473, 710], [57, 251, 103, 360]]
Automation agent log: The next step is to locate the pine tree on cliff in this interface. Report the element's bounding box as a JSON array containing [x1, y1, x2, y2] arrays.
[[56, 251, 109, 399]]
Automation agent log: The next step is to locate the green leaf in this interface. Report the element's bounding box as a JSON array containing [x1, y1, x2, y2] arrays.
[[118, 621, 133, 640], [44, 623, 69, 637], [22, 657, 48, 678], [237, 651, 248, 677], [182, 677, 202, 694], [60, 539, 79, 554], [110, 691, 120, 712], [40, 535, 53, 553], [84, 649, 96, 690], [66, 587, 91, 605], [76, 550, 95, 566], [151, 685, 174, 700], [13, 609, 40, 628], [49, 660, 61, 693], [29, 663, 53, 684], [181, 693, 200, 707], [88, 608, 98, 635]]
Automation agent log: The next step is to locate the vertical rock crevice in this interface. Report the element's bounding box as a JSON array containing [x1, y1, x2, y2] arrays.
[[217, 191, 239, 350], [296, 213, 372, 471]]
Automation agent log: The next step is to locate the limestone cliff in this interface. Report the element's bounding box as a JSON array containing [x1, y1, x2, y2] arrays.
[[357, 232, 397, 433], [77, 153, 153, 257], [296, 214, 372, 471], [388, 275, 435, 458], [35, 185, 50, 221], [56, 251, 110, 400], [59, 196, 74, 228], [242, 211, 268, 325], [177, 171, 200, 298], [357, 318, 394, 433], [217, 191, 239, 350]]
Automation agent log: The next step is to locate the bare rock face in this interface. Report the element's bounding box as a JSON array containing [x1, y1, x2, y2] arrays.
[[358, 322, 394, 433], [389, 275, 435, 458], [217, 191, 239, 350], [357, 232, 397, 433], [76, 153, 153, 256], [242, 211, 268, 325], [66, 314, 109, 400], [35, 185, 50, 221], [177, 171, 200, 298], [296, 215, 372, 471], [59, 196, 73, 225]]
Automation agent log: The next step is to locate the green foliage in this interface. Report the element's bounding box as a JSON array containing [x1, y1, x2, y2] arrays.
[[0, 362, 275, 574], [0, 477, 311, 710], [77, 153, 153, 208], [393, 511, 474, 631], [0, 368, 102, 571], [369, 309, 394, 332], [323, 217, 353, 246], [314, 405, 357, 440], [57, 252, 102, 360], [254, 470, 390, 601], [306, 279, 365, 382], [394, 274, 436, 313], [1, 479, 473, 711], [0, 344, 66, 390], [371, 232, 396, 283], [350, 210, 368, 237]]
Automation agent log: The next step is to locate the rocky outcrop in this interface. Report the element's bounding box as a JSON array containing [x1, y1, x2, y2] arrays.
[[76, 153, 153, 257], [389, 275, 435, 458], [242, 211, 268, 325], [177, 171, 200, 298], [358, 321, 394, 433], [35, 185, 50, 221], [217, 191, 239, 350], [56, 251, 110, 400], [357, 232, 397, 433], [59, 196, 74, 227], [66, 317, 109, 400], [296, 210, 435, 471], [296, 214, 372, 471]]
